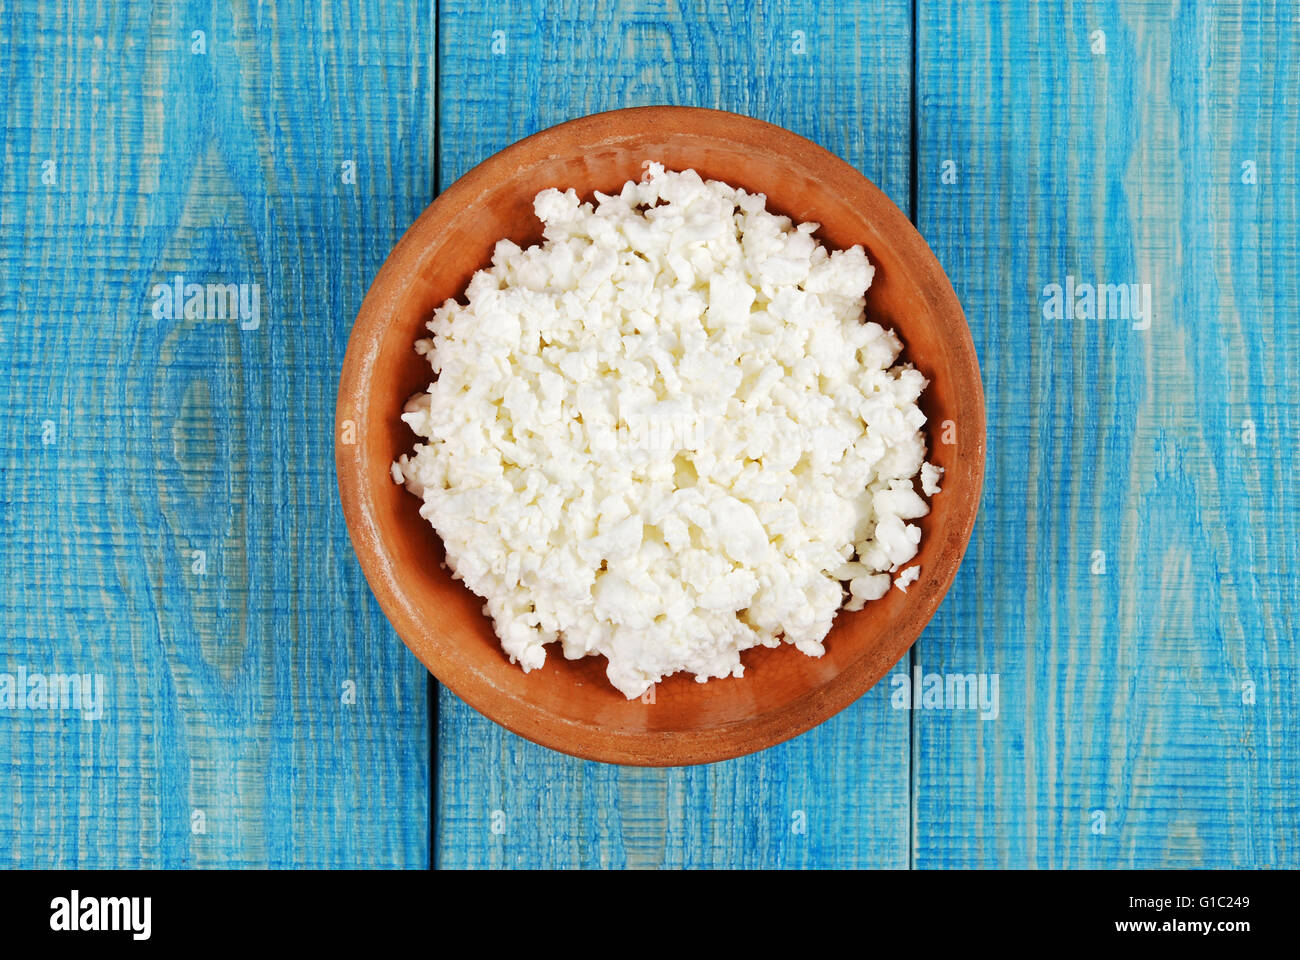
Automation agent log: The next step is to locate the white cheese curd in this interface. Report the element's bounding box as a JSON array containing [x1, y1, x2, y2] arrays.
[[392, 163, 942, 699], [893, 565, 921, 593]]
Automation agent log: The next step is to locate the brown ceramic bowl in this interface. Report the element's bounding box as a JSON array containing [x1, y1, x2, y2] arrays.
[[336, 106, 984, 766]]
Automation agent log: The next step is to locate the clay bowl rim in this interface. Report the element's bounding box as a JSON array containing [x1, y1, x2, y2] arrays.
[[336, 105, 986, 767]]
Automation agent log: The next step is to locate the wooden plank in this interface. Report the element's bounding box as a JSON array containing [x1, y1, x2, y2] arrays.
[[0, 0, 433, 867], [912, 0, 1300, 867], [433, 0, 915, 868]]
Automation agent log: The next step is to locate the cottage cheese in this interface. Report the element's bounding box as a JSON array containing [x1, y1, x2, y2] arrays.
[[392, 164, 941, 699]]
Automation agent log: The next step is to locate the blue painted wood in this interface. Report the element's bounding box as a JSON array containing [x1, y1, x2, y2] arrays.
[[433, 0, 915, 868], [0, 0, 432, 867], [912, 0, 1299, 867], [1, 0, 1295, 869]]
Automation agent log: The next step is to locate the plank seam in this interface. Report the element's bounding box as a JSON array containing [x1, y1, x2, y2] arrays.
[[429, 0, 442, 873], [908, 0, 919, 873]]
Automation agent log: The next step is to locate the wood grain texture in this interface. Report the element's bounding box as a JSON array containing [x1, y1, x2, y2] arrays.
[[433, 0, 915, 868], [912, 0, 1299, 867], [2, 0, 1295, 870], [0, 0, 433, 867]]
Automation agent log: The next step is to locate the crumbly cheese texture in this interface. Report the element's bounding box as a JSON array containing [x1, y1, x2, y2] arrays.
[[393, 164, 941, 699]]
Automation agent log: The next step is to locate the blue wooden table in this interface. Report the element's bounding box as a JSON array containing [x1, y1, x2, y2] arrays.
[[1, 0, 1295, 869]]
